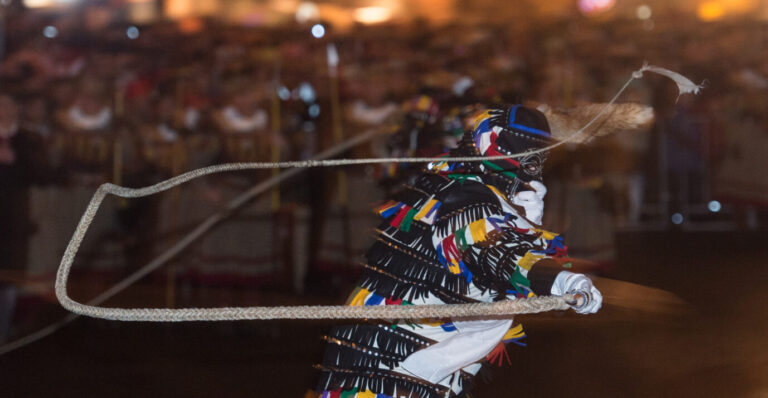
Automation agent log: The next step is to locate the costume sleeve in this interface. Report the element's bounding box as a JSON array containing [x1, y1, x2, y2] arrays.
[[430, 181, 569, 298]]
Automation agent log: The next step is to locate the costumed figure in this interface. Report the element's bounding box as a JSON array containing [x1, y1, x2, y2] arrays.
[[377, 94, 443, 195], [315, 102, 653, 398]]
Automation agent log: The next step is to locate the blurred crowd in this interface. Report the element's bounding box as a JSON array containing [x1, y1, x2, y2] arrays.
[[1, 10, 768, 273]]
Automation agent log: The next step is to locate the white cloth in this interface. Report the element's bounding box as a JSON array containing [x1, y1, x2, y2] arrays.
[[221, 106, 267, 133], [511, 180, 547, 224], [67, 106, 111, 131], [550, 271, 602, 314], [401, 318, 512, 384]]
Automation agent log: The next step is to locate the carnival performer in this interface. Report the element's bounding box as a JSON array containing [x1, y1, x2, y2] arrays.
[[315, 102, 653, 398]]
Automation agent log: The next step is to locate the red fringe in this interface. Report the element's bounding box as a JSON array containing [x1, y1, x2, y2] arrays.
[[486, 342, 511, 367]]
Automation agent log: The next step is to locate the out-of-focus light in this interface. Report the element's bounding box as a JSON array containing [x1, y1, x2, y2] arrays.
[[708, 200, 722, 212], [298, 82, 316, 103], [578, 0, 615, 15], [295, 2, 319, 24], [353, 6, 392, 24], [43, 25, 58, 38], [311, 24, 325, 38], [178, 17, 203, 34], [698, 1, 725, 21], [1, 0, 12, 6], [308, 104, 320, 118], [277, 86, 291, 101], [126, 26, 140, 39], [636, 5, 652, 20], [25, 0, 54, 7], [25, 0, 77, 7], [643, 19, 655, 30], [671, 213, 684, 225], [272, 0, 298, 14]]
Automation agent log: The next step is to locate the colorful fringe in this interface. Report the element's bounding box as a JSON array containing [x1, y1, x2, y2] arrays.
[[434, 214, 514, 282], [318, 389, 392, 398], [376, 199, 441, 230]]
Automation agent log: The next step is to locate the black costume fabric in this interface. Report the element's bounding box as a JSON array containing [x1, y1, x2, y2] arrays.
[[315, 105, 569, 398]]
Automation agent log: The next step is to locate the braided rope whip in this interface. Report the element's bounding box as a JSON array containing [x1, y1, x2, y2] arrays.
[[55, 64, 696, 322], [54, 127, 573, 321]]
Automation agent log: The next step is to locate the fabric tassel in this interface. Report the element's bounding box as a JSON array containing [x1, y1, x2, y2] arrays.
[[440, 322, 457, 332], [502, 324, 525, 341], [347, 288, 370, 307], [340, 388, 357, 398], [486, 342, 512, 367], [413, 199, 441, 225], [385, 297, 402, 306], [398, 208, 419, 232], [516, 252, 545, 271], [468, 219, 488, 243], [377, 201, 403, 218], [413, 199, 436, 221], [389, 205, 411, 228], [365, 293, 384, 306], [510, 268, 532, 297], [420, 201, 441, 225], [460, 264, 473, 283], [455, 226, 469, 251]]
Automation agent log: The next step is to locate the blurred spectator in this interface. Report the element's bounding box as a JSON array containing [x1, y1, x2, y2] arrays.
[[57, 78, 113, 133], [0, 94, 54, 342]]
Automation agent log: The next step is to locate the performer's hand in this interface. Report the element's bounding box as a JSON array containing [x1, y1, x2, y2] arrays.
[[550, 271, 602, 314], [511, 181, 547, 224]]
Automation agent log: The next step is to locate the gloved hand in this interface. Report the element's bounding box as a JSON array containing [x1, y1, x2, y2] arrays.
[[550, 271, 602, 314], [511, 181, 547, 224]]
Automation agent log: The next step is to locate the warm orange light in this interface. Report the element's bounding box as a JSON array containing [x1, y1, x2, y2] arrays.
[[178, 17, 203, 33], [353, 6, 392, 24], [698, 1, 725, 21], [296, 2, 320, 23], [166, 0, 193, 19]]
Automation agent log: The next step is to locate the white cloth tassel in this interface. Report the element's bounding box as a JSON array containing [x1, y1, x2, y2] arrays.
[[637, 64, 704, 97], [400, 319, 512, 383]]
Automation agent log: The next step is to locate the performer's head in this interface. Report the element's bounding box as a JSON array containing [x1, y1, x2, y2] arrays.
[[469, 101, 655, 189], [471, 104, 552, 189]]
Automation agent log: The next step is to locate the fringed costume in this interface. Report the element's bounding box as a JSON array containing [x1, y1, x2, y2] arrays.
[[316, 104, 603, 398]]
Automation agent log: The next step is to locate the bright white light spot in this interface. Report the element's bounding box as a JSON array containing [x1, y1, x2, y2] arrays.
[[353, 7, 392, 24], [308, 104, 320, 118], [126, 26, 140, 40], [295, 2, 319, 24], [25, 0, 77, 7], [298, 82, 316, 103], [671, 213, 684, 225], [277, 86, 291, 101], [43, 25, 58, 38], [708, 200, 722, 212], [636, 5, 652, 20], [311, 24, 325, 39]]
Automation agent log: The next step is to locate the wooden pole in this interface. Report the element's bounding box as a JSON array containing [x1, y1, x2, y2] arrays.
[[327, 43, 352, 266], [270, 58, 282, 211]]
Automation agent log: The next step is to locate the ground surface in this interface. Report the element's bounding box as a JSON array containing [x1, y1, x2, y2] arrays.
[[2, 231, 767, 397]]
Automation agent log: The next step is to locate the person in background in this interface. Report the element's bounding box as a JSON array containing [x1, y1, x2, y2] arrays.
[[0, 95, 54, 343]]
